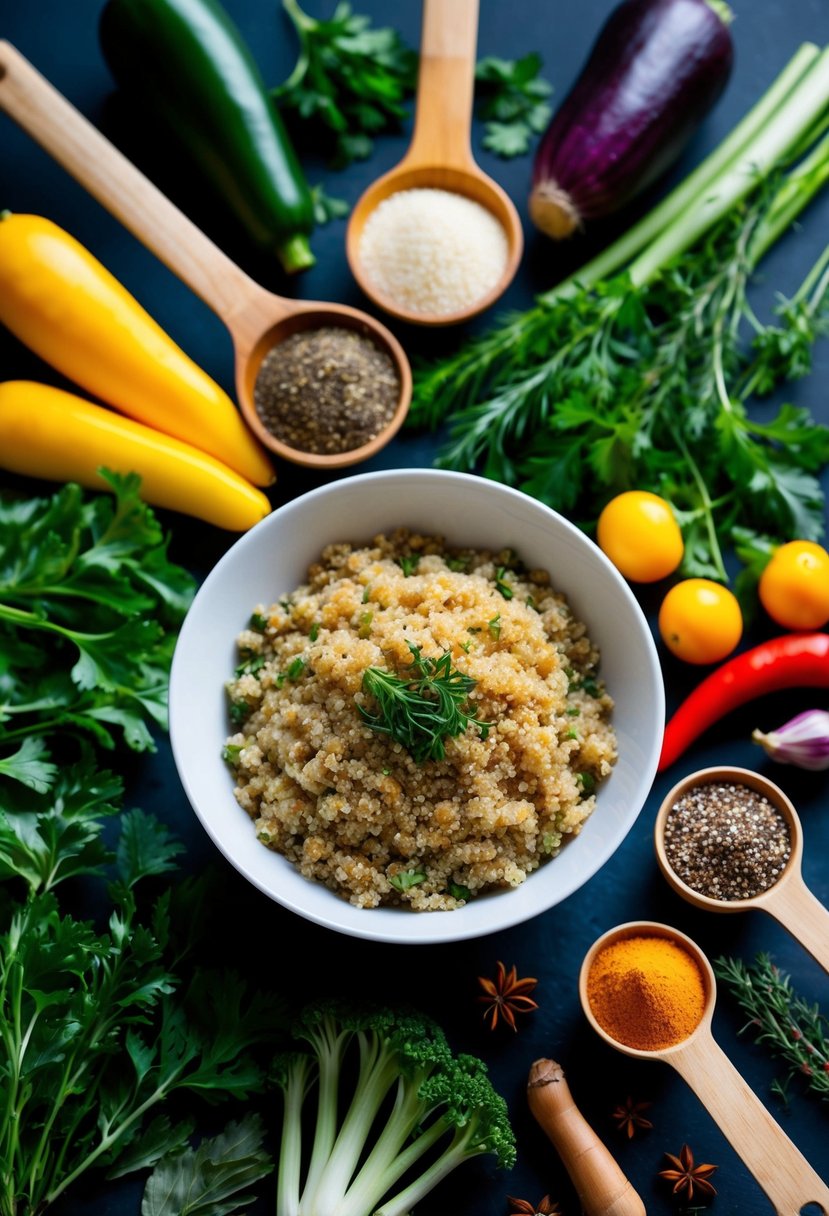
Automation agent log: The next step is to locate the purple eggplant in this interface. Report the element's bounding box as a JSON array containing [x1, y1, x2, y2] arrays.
[[530, 0, 734, 239]]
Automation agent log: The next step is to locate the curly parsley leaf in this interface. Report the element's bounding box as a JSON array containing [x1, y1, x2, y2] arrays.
[[141, 1115, 273, 1216]]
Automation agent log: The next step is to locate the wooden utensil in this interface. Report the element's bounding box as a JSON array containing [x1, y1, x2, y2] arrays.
[[527, 1058, 646, 1216], [580, 922, 829, 1215], [346, 0, 523, 326], [655, 765, 829, 973], [0, 42, 411, 470]]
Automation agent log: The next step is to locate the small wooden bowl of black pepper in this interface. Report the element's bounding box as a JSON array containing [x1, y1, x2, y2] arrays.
[[655, 765, 829, 972], [241, 308, 411, 469]]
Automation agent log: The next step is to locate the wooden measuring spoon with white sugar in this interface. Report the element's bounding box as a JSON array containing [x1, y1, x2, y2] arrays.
[[655, 766, 829, 973], [0, 42, 411, 470], [346, 0, 523, 326], [580, 922, 829, 1215]]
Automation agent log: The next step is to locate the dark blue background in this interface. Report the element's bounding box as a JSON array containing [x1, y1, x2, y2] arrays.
[[1, 1, 828, 1212]]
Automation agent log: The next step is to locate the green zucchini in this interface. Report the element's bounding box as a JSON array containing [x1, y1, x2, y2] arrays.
[[100, 0, 315, 273]]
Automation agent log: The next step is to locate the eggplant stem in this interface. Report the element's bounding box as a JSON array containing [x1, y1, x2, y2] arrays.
[[528, 182, 581, 240]]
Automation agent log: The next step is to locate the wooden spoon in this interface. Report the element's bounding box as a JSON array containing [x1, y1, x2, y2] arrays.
[[346, 0, 523, 326], [655, 765, 829, 973], [580, 922, 829, 1215], [0, 42, 411, 470]]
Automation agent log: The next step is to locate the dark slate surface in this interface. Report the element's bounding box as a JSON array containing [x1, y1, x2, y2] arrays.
[[1, 1, 828, 1212]]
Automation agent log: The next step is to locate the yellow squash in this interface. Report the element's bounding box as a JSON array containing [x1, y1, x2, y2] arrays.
[[0, 212, 274, 487], [0, 381, 272, 532]]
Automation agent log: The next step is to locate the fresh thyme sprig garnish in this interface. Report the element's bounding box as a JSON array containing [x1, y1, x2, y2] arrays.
[[358, 642, 490, 763], [715, 954, 829, 1104]]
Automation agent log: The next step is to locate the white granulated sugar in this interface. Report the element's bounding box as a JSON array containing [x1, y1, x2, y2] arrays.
[[358, 187, 509, 316]]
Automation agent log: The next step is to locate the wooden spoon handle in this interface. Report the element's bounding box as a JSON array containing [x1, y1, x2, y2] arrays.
[[0, 42, 268, 327], [671, 1034, 829, 1213], [405, 0, 479, 169], [765, 872, 829, 974]]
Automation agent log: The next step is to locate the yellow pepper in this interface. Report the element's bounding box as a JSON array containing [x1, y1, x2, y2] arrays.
[[0, 212, 274, 487], [0, 381, 271, 532]]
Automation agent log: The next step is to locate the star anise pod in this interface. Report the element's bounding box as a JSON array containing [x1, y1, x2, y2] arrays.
[[478, 961, 538, 1031], [507, 1196, 562, 1216], [659, 1144, 718, 1202], [612, 1096, 653, 1139]]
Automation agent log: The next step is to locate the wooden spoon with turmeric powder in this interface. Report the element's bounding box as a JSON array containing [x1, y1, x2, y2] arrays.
[[579, 922, 829, 1215], [527, 1059, 646, 1216]]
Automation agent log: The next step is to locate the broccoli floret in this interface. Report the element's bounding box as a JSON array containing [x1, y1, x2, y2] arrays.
[[273, 1001, 515, 1216]]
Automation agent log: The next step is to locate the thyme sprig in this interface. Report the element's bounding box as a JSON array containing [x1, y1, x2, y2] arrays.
[[715, 954, 829, 1104], [358, 643, 490, 763]]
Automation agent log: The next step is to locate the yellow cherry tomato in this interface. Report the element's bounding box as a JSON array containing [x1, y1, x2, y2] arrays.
[[596, 491, 684, 583], [658, 579, 743, 665], [758, 540, 829, 630]]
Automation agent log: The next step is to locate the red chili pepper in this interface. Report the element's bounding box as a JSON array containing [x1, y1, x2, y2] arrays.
[[658, 633, 829, 771]]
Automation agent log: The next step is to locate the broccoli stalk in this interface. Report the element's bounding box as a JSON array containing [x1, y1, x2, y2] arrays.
[[273, 1003, 515, 1216]]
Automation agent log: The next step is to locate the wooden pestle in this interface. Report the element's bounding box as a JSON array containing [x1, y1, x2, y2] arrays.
[[527, 1059, 646, 1216]]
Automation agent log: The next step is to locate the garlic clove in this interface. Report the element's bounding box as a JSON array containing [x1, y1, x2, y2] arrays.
[[752, 708, 829, 771]]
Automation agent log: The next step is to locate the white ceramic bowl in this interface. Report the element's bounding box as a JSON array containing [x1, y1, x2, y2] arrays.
[[169, 469, 664, 944]]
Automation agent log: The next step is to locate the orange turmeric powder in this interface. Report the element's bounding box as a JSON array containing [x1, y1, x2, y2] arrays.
[[587, 935, 706, 1051]]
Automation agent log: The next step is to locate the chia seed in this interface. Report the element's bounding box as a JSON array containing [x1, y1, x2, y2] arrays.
[[663, 780, 791, 901], [253, 327, 400, 455]]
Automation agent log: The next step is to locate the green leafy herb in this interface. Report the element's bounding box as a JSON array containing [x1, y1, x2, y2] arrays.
[[309, 622, 321, 642], [448, 882, 472, 902], [446, 556, 470, 572], [578, 771, 596, 793], [275, 0, 417, 167], [494, 566, 514, 599], [358, 611, 373, 639], [410, 71, 829, 583], [229, 700, 250, 725], [359, 642, 490, 763], [277, 656, 308, 687], [397, 554, 420, 577], [222, 743, 244, 766], [459, 640, 473, 654], [0, 736, 57, 794], [715, 954, 829, 1105], [310, 182, 350, 225], [249, 612, 268, 632], [0, 473, 194, 784], [487, 614, 501, 640], [141, 1114, 273, 1216], [362, 584, 372, 604], [388, 868, 427, 893], [235, 655, 266, 678], [0, 761, 283, 1214], [475, 54, 553, 158]]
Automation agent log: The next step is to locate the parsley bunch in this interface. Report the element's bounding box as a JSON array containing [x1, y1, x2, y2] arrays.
[[275, 0, 417, 167], [359, 642, 490, 763], [0, 759, 282, 1216], [0, 472, 194, 791], [275, 2, 552, 165]]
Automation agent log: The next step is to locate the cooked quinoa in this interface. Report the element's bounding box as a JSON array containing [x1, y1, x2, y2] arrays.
[[225, 531, 617, 910]]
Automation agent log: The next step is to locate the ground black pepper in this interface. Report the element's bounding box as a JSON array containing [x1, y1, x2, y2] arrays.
[[253, 327, 399, 455], [663, 780, 791, 901]]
